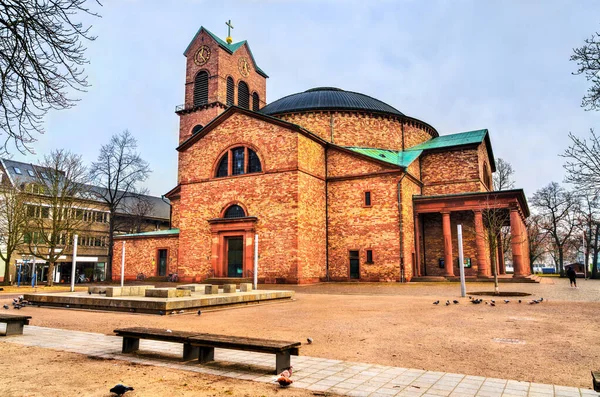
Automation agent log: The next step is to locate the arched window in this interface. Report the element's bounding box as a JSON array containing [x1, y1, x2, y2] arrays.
[[226, 77, 234, 106], [224, 204, 246, 218], [215, 146, 262, 178], [238, 81, 249, 109], [252, 92, 260, 111], [192, 124, 203, 135], [193, 71, 209, 107]]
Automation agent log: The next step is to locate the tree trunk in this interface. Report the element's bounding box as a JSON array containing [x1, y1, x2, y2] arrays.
[[558, 248, 565, 277], [593, 224, 600, 279], [47, 262, 55, 287], [106, 210, 116, 281], [2, 252, 12, 286]]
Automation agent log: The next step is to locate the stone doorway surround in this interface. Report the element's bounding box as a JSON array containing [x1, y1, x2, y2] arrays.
[[413, 189, 530, 280], [208, 216, 257, 278]]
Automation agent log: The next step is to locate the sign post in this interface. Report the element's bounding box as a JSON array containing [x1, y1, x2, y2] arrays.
[[70, 234, 78, 292], [253, 234, 258, 290], [121, 241, 126, 287], [457, 224, 466, 297]]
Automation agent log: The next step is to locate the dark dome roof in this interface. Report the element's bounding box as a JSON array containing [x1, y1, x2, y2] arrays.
[[260, 87, 404, 117]]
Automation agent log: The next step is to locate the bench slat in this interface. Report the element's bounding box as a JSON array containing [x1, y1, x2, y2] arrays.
[[0, 314, 32, 322], [114, 327, 301, 352]]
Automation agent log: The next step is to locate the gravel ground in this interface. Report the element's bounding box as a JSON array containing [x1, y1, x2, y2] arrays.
[[1, 277, 598, 389]]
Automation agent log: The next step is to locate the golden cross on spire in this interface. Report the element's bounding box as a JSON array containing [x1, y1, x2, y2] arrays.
[[225, 20, 234, 44]]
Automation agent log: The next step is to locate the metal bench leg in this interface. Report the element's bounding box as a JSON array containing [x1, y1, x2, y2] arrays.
[[276, 351, 291, 374], [122, 337, 140, 353], [183, 344, 199, 361], [198, 347, 214, 364], [5, 322, 24, 336]]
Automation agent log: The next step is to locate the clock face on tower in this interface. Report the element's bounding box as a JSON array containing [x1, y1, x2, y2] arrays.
[[194, 45, 211, 66], [238, 57, 250, 77]]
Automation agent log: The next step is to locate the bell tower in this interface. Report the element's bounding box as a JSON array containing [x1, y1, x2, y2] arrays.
[[175, 23, 268, 144]]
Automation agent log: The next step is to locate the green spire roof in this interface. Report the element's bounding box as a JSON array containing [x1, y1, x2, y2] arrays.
[[345, 147, 422, 168], [343, 129, 493, 171], [407, 129, 488, 151], [183, 26, 268, 78]]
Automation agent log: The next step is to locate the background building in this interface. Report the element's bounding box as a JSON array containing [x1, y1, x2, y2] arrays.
[[0, 158, 170, 284]]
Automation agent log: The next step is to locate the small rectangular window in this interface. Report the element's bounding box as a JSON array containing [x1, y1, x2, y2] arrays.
[[13, 167, 22, 175], [364, 191, 372, 206], [27, 170, 35, 177], [366, 250, 373, 264]]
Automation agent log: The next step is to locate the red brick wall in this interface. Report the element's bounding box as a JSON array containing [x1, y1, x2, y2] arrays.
[[420, 148, 481, 195], [327, 148, 396, 178], [298, 171, 327, 282], [401, 178, 421, 280], [111, 236, 179, 281], [178, 113, 299, 184], [278, 112, 433, 151], [421, 211, 479, 277], [478, 141, 493, 191], [327, 174, 401, 281]]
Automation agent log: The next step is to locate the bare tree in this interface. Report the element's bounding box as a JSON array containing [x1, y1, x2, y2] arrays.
[[89, 130, 151, 280], [0, 0, 101, 154], [480, 197, 512, 294], [117, 192, 155, 234], [563, 129, 600, 193], [571, 30, 600, 111], [530, 182, 579, 276], [25, 150, 91, 286], [525, 214, 549, 272], [493, 158, 515, 191], [574, 193, 600, 278], [0, 182, 28, 285]]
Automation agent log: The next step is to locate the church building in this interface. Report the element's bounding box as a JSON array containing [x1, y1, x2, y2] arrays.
[[112, 26, 531, 284]]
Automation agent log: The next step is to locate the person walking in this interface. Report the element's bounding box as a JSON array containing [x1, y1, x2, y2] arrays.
[[566, 266, 577, 288]]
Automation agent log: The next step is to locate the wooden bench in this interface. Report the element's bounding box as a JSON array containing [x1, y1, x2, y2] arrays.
[[592, 371, 600, 392], [114, 327, 301, 373], [0, 314, 31, 336]]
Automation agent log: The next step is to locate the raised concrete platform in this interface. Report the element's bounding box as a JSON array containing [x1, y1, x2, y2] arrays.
[[145, 288, 191, 298], [412, 275, 541, 283], [24, 288, 294, 315]]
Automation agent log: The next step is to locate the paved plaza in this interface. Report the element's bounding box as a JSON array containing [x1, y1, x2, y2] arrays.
[[1, 325, 598, 397]]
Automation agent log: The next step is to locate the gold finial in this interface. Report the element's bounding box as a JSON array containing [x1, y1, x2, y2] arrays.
[[226, 19, 234, 44]]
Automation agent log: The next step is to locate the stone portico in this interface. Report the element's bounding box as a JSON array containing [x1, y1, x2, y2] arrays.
[[414, 190, 530, 279]]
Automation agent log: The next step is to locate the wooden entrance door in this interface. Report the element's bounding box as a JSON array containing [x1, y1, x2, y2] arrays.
[[349, 250, 360, 279], [157, 249, 167, 276], [227, 237, 244, 277]]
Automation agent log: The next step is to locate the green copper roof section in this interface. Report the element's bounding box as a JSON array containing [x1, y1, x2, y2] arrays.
[[407, 129, 488, 151], [116, 228, 180, 239], [183, 27, 268, 78], [345, 147, 422, 168]]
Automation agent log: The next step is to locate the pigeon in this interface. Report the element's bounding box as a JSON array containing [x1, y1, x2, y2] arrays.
[[179, 310, 185, 314], [110, 384, 134, 396], [445, 300, 450, 306], [540, 297, 544, 302], [518, 300, 522, 303], [166, 329, 173, 333], [490, 302, 496, 307], [159, 311, 165, 316], [307, 337, 313, 344], [14, 305, 21, 310], [197, 310, 202, 315], [469, 296, 473, 300], [88, 291, 92, 295], [278, 366, 293, 378], [18, 296, 24, 302], [170, 311, 176, 315], [433, 300, 440, 305], [453, 300, 459, 304], [3, 304, 9, 310], [491, 300, 495, 304], [504, 300, 510, 304]]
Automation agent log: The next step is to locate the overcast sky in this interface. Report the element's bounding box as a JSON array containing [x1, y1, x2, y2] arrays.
[[7, 0, 600, 198]]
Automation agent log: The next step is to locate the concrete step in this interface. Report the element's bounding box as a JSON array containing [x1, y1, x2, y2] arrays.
[[204, 277, 253, 286]]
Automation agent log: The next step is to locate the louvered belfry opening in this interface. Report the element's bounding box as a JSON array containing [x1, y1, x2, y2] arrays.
[[252, 92, 259, 111], [193, 71, 209, 107], [226, 77, 234, 106], [238, 81, 250, 109]]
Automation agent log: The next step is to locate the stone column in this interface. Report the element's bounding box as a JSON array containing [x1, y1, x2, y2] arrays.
[[497, 235, 506, 275], [510, 208, 525, 277], [474, 210, 489, 277], [414, 214, 422, 277], [442, 212, 454, 277]]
